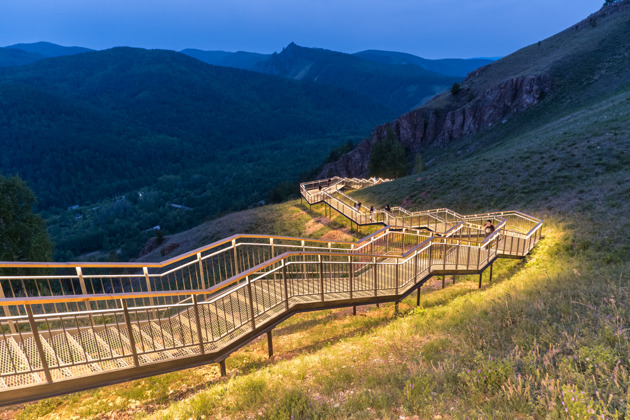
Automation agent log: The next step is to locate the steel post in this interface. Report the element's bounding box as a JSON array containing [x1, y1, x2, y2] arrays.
[[121, 299, 140, 368], [267, 331, 273, 358], [246, 276, 256, 330], [25, 305, 53, 384], [192, 294, 205, 354]]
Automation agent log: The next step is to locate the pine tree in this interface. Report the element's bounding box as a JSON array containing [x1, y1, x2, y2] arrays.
[[0, 174, 53, 263], [369, 128, 408, 178]]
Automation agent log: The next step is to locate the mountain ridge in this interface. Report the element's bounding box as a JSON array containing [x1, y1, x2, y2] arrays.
[[252, 42, 459, 115], [320, 0, 630, 178]]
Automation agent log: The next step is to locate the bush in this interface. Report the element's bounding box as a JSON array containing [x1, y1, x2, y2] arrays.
[[369, 128, 408, 178], [414, 153, 426, 173]]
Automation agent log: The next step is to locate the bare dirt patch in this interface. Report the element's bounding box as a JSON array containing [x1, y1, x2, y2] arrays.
[[303, 217, 330, 235], [319, 229, 353, 242]]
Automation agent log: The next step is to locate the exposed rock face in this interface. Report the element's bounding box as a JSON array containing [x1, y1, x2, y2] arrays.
[[319, 74, 552, 178]]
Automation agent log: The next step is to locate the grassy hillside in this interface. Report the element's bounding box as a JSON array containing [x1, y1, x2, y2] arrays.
[[8, 82, 629, 419], [4, 4, 630, 419]]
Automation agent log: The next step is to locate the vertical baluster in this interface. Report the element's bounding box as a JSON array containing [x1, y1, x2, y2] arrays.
[[232, 240, 239, 276], [373, 257, 378, 297], [348, 256, 353, 300], [319, 255, 325, 302], [197, 253, 206, 289], [395, 258, 399, 297], [192, 295, 205, 354], [246, 276, 256, 330], [282, 261, 289, 310]]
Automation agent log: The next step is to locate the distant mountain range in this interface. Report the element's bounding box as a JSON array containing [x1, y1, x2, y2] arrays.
[[1, 41, 493, 116], [353, 50, 493, 78], [0, 41, 93, 67]]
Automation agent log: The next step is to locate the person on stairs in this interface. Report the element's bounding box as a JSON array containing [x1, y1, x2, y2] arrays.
[[484, 220, 495, 238]]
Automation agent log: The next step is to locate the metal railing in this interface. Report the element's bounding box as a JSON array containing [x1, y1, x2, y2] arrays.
[[0, 177, 542, 405]]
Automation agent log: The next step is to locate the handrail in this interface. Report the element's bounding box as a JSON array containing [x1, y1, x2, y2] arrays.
[[0, 177, 542, 405]]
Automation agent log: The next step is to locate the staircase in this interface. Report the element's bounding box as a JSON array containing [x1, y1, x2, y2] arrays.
[[0, 177, 542, 406]]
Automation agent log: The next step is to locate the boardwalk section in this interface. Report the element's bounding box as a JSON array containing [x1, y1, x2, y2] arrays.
[[0, 177, 542, 405]]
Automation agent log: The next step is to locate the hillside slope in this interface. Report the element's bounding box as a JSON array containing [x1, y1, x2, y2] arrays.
[[321, 0, 630, 178], [5, 41, 93, 58], [0, 48, 43, 67], [10, 78, 629, 420], [0, 42, 92, 67], [6, 5, 630, 418], [180, 48, 270, 70]]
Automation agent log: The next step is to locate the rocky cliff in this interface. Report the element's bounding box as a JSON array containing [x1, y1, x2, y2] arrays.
[[319, 1, 630, 179], [319, 73, 552, 178]]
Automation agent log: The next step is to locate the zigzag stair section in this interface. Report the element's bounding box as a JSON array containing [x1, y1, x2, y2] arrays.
[[0, 177, 542, 405]]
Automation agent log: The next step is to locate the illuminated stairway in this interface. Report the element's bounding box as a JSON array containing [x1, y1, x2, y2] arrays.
[[0, 177, 542, 405]]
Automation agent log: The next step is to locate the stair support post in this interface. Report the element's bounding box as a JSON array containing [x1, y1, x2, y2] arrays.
[[192, 294, 205, 355], [197, 253, 206, 289], [348, 256, 353, 300], [395, 258, 399, 297], [454, 240, 460, 270], [246, 276, 256, 330], [143, 267, 157, 318], [270, 238, 276, 281], [282, 261, 290, 310], [466, 243, 472, 268], [75, 267, 91, 311], [232, 239, 239, 276], [373, 257, 378, 297], [319, 255, 325, 302], [414, 250, 419, 283], [121, 299, 140, 368], [442, 242, 447, 270], [301, 240, 306, 281], [267, 331, 273, 358], [25, 305, 53, 384]]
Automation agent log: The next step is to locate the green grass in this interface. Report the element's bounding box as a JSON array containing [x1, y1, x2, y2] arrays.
[[6, 6, 630, 417], [10, 86, 630, 417]]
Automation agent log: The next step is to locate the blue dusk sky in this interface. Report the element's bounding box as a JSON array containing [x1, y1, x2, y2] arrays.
[[1, 0, 603, 59]]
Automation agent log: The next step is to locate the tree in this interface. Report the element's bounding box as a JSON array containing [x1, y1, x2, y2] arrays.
[[603, 0, 618, 5], [369, 128, 408, 178], [0, 174, 53, 263], [451, 82, 462, 96], [413, 153, 426, 173]]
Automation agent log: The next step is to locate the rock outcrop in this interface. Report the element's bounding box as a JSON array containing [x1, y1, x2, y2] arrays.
[[319, 74, 552, 178]]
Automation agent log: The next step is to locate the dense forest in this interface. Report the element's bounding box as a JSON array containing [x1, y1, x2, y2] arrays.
[[0, 48, 395, 260]]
